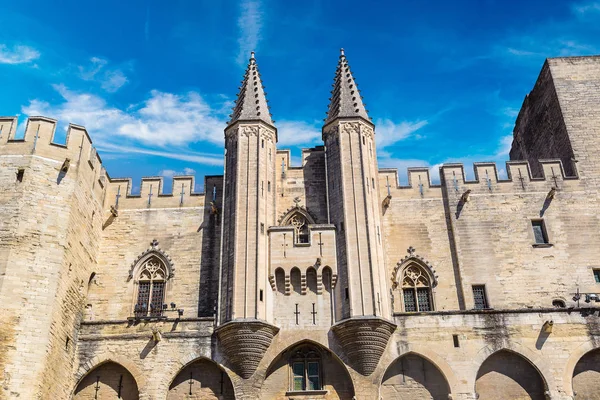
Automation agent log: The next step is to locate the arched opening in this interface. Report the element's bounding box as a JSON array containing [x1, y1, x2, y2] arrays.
[[275, 268, 286, 295], [134, 255, 168, 317], [400, 263, 433, 312], [167, 358, 234, 400], [475, 350, 546, 400], [290, 268, 301, 294], [322, 267, 332, 292], [306, 267, 317, 294], [260, 341, 354, 399], [572, 348, 600, 399], [73, 361, 139, 400], [381, 353, 450, 399]]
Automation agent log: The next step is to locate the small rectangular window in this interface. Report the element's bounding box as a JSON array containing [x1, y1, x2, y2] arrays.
[[259, 289, 264, 301], [260, 223, 264, 234], [268, 181, 271, 192], [340, 222, 344, 232], [344, 287, 349, 300], [261, 139, 264, 148], [372, 178, 375, 188], [452, 334, 460, 348], [472, 285, 488, 309], [16, 169, 24, 182], [594, 269, 600, 283], [532, 220, 548, 244]]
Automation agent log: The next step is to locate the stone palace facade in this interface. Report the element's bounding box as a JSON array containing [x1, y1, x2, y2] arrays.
[[1, 51, 600, 399]]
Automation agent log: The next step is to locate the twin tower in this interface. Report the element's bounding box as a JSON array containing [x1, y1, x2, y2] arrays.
[[215, 50, 396, 378]]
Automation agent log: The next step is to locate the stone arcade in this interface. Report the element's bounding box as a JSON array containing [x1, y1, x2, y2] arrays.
[[1, 51, 600, 399]]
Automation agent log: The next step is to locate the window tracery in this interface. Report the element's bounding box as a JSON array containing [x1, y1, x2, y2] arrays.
[[290, 213, 310, 244], [401, 264, 433, 312], [135, 256, 168, 317]]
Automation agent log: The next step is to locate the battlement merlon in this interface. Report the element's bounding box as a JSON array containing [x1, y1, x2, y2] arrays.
[[378, 159, 582, 200], [104, 175, 223, 211], [0, 116, 108, 199]]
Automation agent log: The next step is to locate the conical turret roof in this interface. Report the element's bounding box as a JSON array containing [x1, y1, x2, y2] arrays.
[[324, 49, 372, 127], [227, 52, 274, 128]]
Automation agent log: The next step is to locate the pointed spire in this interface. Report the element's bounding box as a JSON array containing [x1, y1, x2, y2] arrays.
[[324, 48, 372, 126], [227, 52, 274, 128]]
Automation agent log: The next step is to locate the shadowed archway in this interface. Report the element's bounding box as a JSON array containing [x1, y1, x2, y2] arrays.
[[73, 361, 139, 400], [572, 347, 600, 399], [167, 358, 234, 400], [380, 352, 450, 400], [475, 350, 546, 400], [260, 340, 355, 399]]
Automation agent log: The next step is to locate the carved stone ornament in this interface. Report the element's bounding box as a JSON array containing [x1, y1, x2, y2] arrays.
[[332, 316, 397, 376], [240, 125, 259, 137], [391, 246, 438, 289], [341, 122, 361, 136], [216, 319, 279, 379], [128, 239, 175, 281]]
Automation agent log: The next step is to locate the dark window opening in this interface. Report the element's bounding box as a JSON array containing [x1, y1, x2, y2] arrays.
[[345, 287, 349, 300], [260, 223, 264, 234], [532, 220, 549, 244], [16, 169, 24, 182], [290, 347, 322, 391], [472, 285, 488, 309], [259, 289, 264, 302], [452, 334, 459, 348], [594, 269, 600, 283]]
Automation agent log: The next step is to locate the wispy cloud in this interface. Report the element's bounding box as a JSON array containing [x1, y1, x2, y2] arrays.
[[237, 0, 263, 66], [375, 119, 428, 150], [0, 44, 40, 64], [277, 120, 321, 147], [78, 57, 129, 92], [158, 167, 197, 177], [22, 85, 229, 165]]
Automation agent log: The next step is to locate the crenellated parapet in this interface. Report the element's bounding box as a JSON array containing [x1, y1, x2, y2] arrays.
[[104, 174, 222, 211], [379, 158, 582, 203], [0, 116, 108, 200]]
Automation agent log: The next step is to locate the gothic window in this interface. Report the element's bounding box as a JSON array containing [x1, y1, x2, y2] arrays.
[[401, 264, 433, 312], [135, 256, 168, 317], [290, 213, 310, 244], [290, 347, 322, 391], [531, 219, 549, 244]]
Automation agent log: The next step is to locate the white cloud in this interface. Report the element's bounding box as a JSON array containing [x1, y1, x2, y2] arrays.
[[0, 44, 40, 64], [375, 119, 428, 150], [277, 120, 321, 147], [237, 0, 263, 66], [22, 84, 227, 148], [158, 167, 198, 177], [98, 142, 223, 166], [78, 57, 129, 92]]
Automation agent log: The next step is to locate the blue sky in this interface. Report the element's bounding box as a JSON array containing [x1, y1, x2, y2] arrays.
[[1, 0, 599, 191]]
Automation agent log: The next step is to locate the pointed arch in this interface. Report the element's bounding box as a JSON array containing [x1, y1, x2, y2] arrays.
[[571, 347, 600, 399], [475, 349, 547, 400], [563, 342, 600, 396], [167, 357, 235, 400], [128, 240, 175, 281], [290, 267, 301, 294], [392, 256, 438, 289], [261, 340, 355, 399], [72, 357, 142, 400], [306, 267, 317, 294], [381, 351, 451, 400], [278, 206, 316, 226], [275, 267, 286, 294]]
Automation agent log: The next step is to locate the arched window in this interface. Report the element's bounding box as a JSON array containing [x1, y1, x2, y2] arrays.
[[290, 346, 322, 391], [401, 264, 433, 312], [290, 213, 310, 244], [275, 268, 286, 295], [135, 256, 167, 317], [290, 268, 302, 295], [306, 268, 317, 294]]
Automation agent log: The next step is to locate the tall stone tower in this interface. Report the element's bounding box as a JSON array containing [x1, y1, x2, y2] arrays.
[[323, 49, 396, 376], [216, 52, 280, 381]]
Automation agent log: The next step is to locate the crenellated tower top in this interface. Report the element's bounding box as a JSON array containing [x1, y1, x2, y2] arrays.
[[324, 48, 372, 127], [227, 51, 275, 131]]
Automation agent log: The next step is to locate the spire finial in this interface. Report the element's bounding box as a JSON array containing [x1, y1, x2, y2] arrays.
[[250, 51, 255, 60], [340, 48, 345, 57]]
